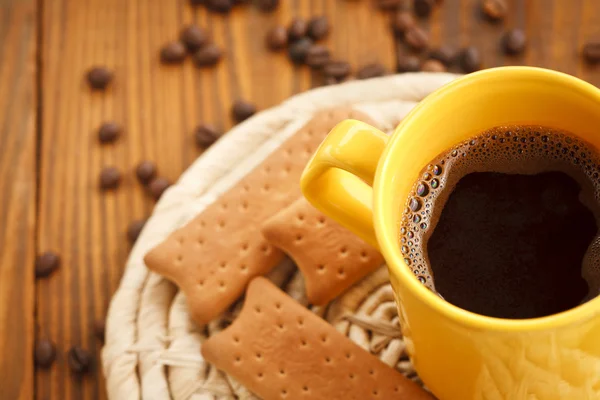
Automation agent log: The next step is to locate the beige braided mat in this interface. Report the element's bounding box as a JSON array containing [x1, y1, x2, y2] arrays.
[[102, 73, 459, 400]]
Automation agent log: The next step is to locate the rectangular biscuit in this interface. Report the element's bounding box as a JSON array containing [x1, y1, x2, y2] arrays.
[[202, 277, 434, 400], [144, 108, 376, 325], [262, 197, 385, 305]]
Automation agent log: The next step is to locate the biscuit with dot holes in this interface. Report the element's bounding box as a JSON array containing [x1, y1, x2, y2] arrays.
[[144, 108, 376, 325], [262, 197, 385, 305], [202, 277, 434, 400]]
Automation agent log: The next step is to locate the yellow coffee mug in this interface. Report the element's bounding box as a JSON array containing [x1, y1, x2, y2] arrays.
[[301, 67, 600, 400]]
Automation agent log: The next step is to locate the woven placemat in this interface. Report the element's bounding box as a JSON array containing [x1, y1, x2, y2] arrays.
[[102, 73, 459, 400]]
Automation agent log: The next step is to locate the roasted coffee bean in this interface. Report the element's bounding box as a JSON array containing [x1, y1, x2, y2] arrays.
[[160, 41, 187, 64], [324, 60, 351, 80], [306, 45, 331, 69], [86, 67, 113, 90], [189, 0, 205, 5], [429, 45, 457, 66], [99, 167, 121, 190], [148, 177, 171, 200], [397, 55, 421, 72], [501, 29, 526, 55], [94, 319, 106, 342], [392, 12, 416, 36], [583, 42, 600, 64], [231, 100, 257, 122], [459, 46, 482, 73], [307, 16, 330, 41], [67, 346, 92, 374], [414, 0, 435, 18], [35, 251, 61, 278], [98, 122, 121, 144], [35, 339, 56, 368], [127, 219, 146, 243], [266, 26, 288, 51], [421, 59, 447, 72], [404, 26, 429, 51], [481, 0, 507, 21], [357, 63, 387, 80], [193, 44, 223, 67], [180, 25, 209, 53], [288, 37, 313, 64], [287, 18, 308, 42], [194, 123, 221, 147], [207, 0, 233, 13], [256, 0, 279, 12], [376, 0, 402, 10], [135, 160, 157, 184]]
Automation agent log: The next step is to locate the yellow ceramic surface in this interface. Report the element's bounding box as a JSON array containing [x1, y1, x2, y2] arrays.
[[301, 67, 600, 400]]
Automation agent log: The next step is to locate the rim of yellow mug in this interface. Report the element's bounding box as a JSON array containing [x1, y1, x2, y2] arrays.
[[377, 66, 600, 332]]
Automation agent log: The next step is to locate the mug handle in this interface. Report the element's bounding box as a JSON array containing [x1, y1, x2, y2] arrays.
[[300, 119, 389, 249]]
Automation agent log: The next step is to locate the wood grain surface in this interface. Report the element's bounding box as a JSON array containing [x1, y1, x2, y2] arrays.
[[0, 0, 597, 399]]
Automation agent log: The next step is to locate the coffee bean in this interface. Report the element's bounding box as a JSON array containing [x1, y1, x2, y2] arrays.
[[287, 18, 308, 42], [99, 167, 121, 190], [98, 122, 121, 144], [459, 46, 482, 73], [414, 0, 435, 18], [148, 177, 171, 200], [421, 59, 447, 72], [266, 26, 288, 51], [94, 319, 106, 342], [501, 29, 526, 55], [35, 339, 56, 368], [357, 63, 387, 80], [35, 251, 60, 278], [127, 219, 146, 243], [324, 60, 352, 80], [160, 41, 186, 64], [404, 26, 429, 51], [135, 160, 157, 184], [67, 346, 92, 374], [86, 67, 113, 90], [207, 0, 233, 13], [256, 0, 279, 12], [376, 0, 402, 10], [306, 45, 331, 69], [288, 37, 313, 64], [193, 44, 223, 67], [189, 0, 205, 5], [397, 55, 421, 72], [481, 0, 507, 21], [180, 25, 209, 53], [307, 16, 330, 41], [392, 12, 416, 36], [231, 100, 257, 122], [583, 42, 600, 64], [429, 45, 457, 66], [194, 123, 221, 148]]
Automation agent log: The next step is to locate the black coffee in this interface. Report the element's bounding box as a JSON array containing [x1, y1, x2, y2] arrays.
[[400, 125, 600, 319]]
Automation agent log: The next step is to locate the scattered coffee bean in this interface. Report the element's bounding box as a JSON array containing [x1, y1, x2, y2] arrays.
[[86, 67, 113, 90], [67, 346, 92, 374], [421, 59, 447, 72], [148, 177, 171, 200], [207, 0, 233, 13], [266, 26, 288, 51], [392, 12, 416, 36], [357, 63, 387, 80], [429, 45, 457, 66], [501, 29, 526, 55], [376, 0, 402, 10], [307, 16, 330, 41], [256, 0, 279, 12], [397, 55, 421, 72], [35, 251, 60, 279], [160, 41, 187, 64], [306, 45, 331, 69], [288, 18, 308, 42], [98, 122, 121, 144], [414, 0, 435, 18], [481, 0, 507, 21], [193, 44, 223, 67], [180, 25, 209, 53], [135, 160, 157, 184], [35, 339, 56, 368], [459, 46, 482, 73], [127, 219, 146, 243], [324, 60, 352, 80], [404, 26, 429, 51], [583, 42, 600, 64], [194, 123, 221, 148], [99, 167, 121, 190], [288, 37, 313, 64], [94, 319, 106, 342], [231, 100, 257, 122]]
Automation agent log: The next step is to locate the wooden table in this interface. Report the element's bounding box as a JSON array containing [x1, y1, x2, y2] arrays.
[[1, 0, 599, 398]]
